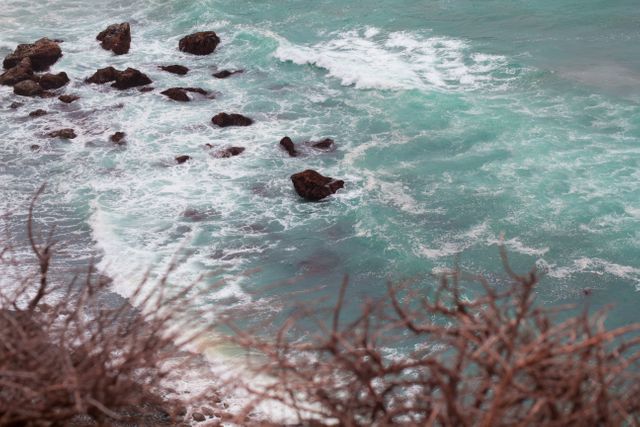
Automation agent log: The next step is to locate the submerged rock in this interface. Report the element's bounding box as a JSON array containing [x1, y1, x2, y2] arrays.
[[213, 69, 243, 79], [160, 64, 189, 75], [3, 38, 62, 71], [58, 94, 79, 103], [110, 132, 126, 144], [179, 31, 220, 55], [29, 109, 47, 117], [309, 138, 335, 151], [175, 155, 192, 164], [86, 66, 119, 84], [211, 112, 253, 127], [213, 146, 245, 158], [0, 58, 34, 86], [279, 136, 297, 157], [111, 68, 151, 90], [14, 80, 42, 97], [9, 102, 23, 109], [38, 72, 69, 90], [96, 22, 131, 55], [290, 169, 344, 201], [30, 144, 40, 151], [161, 87, 208, 102], [47, 128, 76, 139]]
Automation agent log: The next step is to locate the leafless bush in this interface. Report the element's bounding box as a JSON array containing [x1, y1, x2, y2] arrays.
[[227, 252, 640, 426], [0, 187, 223, 426]]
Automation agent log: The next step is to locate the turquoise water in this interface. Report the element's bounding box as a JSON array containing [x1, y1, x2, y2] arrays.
[[1, 1, 639, 327]]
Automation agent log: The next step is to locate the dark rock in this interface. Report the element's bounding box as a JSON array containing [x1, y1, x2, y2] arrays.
[[290, 169, 344, 201], [96, 22, 131, 55], [0, 58, 34, 86], [38, 72, 69, 90], [86, 66, 119, 84], [138, 86, 154, 92], [111, 68, 151, 90], [179, 31, 220, 55], [58, 94, 79, 103], [280, 136, 297, 157], [13, 80, 42, 97], [175, 155, 191, 164], [160, 64, 189, 75], [201, 407, 215, 417], [309, 138, 335, 150], [40, 91, 56, 98], [29, 109, 47, 117], [30, 144, 40, 151], [48, 128, 76, 139], [9, 102, 23, 109], [213, 69, 243, 79], [192, 412, 206, 422], [211, 112, 253, 127], [3, 38, 62, 71], [213, 146, 244, 158], [110, 132, 126, 144], [161, 87, 208, 102]]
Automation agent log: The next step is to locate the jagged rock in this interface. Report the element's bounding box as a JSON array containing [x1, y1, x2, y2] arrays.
[[3, 38, 62, 71], [211, 112, 253, 127], [178, 31, 220, 55], [47, 128, 76, 139], [0, 58, 34, 86], [58, 94, 79, 103], [280, 136, 297, 157], [290, 169, 344, 201], [192, 412, 206, 422], [160, 64, 189, 75], [110, 132, 126, 144], [175, 155, 191, 164], [86, 66, 119, 84], [14, 80, 42, 97], [213, 69, 243, 79], [96, 22, 131, 55], [161, 87, 208, 102], [309, 138, 335, 150], [111, 68, 151, 90], [38, 72, 69, 90], [213, 146, 245, 158], [29, 109, 47, 117]]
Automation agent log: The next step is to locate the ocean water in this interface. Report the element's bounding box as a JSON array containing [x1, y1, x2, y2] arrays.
[[1, 0, 639, 330]]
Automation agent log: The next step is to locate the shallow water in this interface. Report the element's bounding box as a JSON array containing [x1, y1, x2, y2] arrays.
[[1, 0, 639, 329]]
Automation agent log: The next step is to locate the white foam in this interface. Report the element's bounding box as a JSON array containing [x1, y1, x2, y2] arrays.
[[274, 28, 514, 91]]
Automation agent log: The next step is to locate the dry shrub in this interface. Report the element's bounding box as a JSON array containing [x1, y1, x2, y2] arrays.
[[227, 252, 640, 426]]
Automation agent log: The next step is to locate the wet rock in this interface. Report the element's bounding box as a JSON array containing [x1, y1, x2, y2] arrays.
[[201, 407, 215, 417], [309, 138, 335, 151], [161, 87, 208, 102], [290, 169, 344, 201], [86, 66, 119, 84], [38, 72, 69, 90], [30, 144, 40, 151], [192, 412, 206, 422], [160, 64, 189, 75], [111, 67, 151, 90], [29, 109, 47, 117], [3, 38, 62, 71], [213, 146, 245, 158], [14, 80, 42, 97], [211, 112, 253, 127], [9, 102, 23, 109], [110, 132, 126, 144], [47, 128, 76, 139], [179, 31, 220, 55], [175, 155, 192, 164], [280, 136, 297, 157], [0, 58, 34, 86], [58, 94, 79, 103], [138, 86, 154, 92], [213, 69, 243, 79], [96, 22, 131, 55]]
